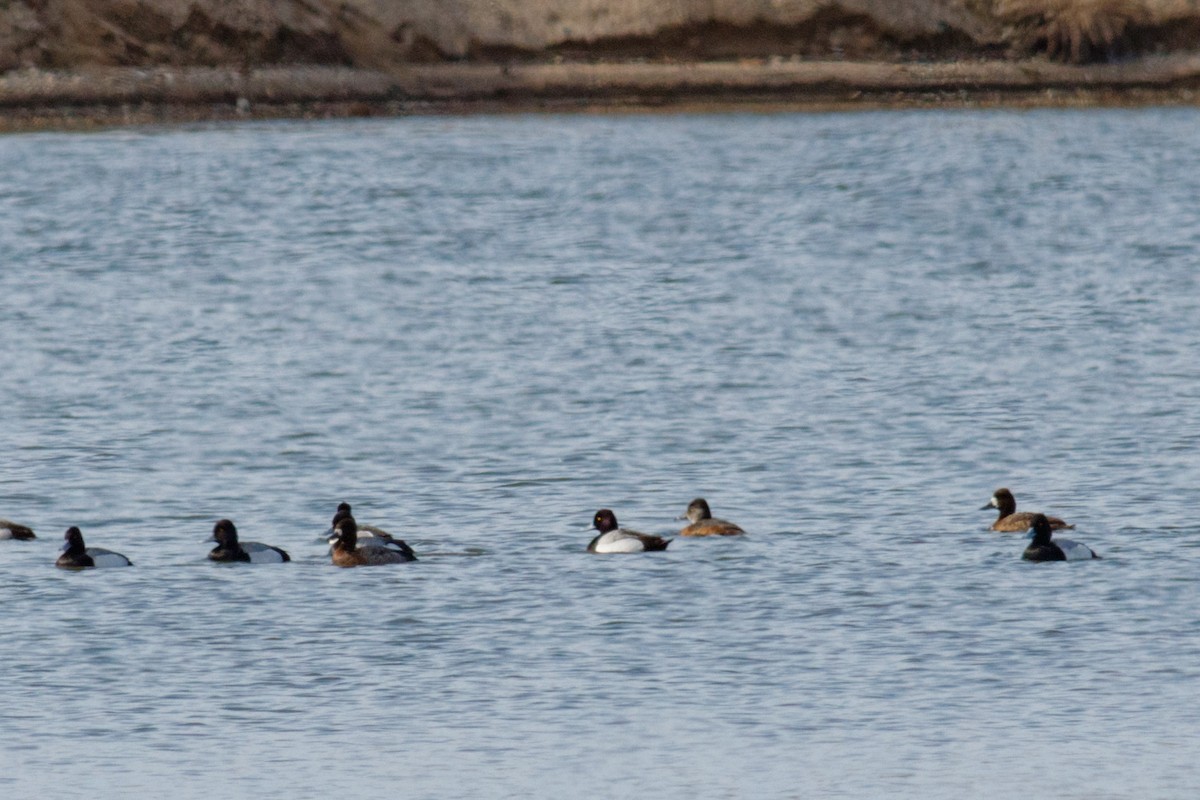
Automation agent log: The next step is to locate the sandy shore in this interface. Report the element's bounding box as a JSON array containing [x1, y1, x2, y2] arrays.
[[3, 56, 1200, 130]]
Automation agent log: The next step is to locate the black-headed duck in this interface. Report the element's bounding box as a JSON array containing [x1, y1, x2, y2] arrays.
[[55, 527, 132, 569], [588, 509, 671, 553], [326, 502, 416, 559], [677, 498, 745, 537], [330, 516, 416, 566], [208, 519, 290, 564], [982, 488, 1073, 532], [1022, 514, 1099, 562]]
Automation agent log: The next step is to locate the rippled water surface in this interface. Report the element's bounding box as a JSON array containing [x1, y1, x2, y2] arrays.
[[2, 109, 1200, 798]]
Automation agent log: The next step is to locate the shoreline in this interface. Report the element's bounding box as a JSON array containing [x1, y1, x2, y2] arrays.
[[3, 56, 1200, 131]]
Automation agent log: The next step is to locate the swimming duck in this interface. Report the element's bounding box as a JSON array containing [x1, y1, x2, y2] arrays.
[[982, 488, 1074, 532], [208, 519, 290, 564], [1022, 513, 1099, 562], [326, 502, 416, 558], [588, 509, 671, 553], [330, 516, 416, 566], [0, 519, 36, 540], [677, 498, 745, 537], [55, 527, 132, 569]]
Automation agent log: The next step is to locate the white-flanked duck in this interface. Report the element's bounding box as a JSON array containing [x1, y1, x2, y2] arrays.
[[56, 527, 132, 569], [588, 509, 671, 553], [325, 502, 416, 559], [1023, 514, 1099, 562], [330, 516, 416, 566], [208, 519, 290, 564]]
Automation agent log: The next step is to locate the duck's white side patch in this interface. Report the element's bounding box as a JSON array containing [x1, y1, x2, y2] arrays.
[[243, 542, 287, 563], [88, 548, 132, 568], [592, 531, 646, 553], [1057, 539, 1097, 561], [328, 529, 394, 547], [357, 525, 393, 539], [356, 537, 395, 549]]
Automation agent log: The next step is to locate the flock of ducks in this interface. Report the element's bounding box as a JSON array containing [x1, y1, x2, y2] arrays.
[[0, 489, 1097, 568]]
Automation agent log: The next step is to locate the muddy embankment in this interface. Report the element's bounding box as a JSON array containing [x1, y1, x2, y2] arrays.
[[2, 1, 1200, 127]]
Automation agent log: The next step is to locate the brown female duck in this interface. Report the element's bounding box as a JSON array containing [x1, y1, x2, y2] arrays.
[[982, 488, 1074, 532]]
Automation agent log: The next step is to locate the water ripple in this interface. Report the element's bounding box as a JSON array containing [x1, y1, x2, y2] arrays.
[[2, 109, 1200, 799]]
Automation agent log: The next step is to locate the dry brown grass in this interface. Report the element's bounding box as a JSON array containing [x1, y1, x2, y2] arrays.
[[994, 0, 1193, 62], [3, 0, 1200, 73]]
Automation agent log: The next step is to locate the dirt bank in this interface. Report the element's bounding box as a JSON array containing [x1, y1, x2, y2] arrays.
[[3, 57, 1199, 131], [2, 1, 1200, 129], [7, 0, 1200, 70]]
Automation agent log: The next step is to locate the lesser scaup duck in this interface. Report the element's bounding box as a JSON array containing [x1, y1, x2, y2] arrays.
[[677, 498, 745, 537], [208, 519, 290, 564], [588, 509, 671, 553], [326, 502, 416, 558], [330, 516, 416, 566], [982, 488, 1074, 532], [0, 518, 36, 540], [1022, 513, 1099, 562], [55, 527, 132, 569]]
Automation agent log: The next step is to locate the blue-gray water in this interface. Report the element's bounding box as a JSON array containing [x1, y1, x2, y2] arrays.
[[2, 109, 1199, 799]]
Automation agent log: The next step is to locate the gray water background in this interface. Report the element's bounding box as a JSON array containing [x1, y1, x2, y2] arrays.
[[2, 109, 1199, 798]]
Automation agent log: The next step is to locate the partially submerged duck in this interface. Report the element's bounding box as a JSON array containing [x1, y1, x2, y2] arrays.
[[330, 516, 416, 566], [677, 498, 745, 537], [982, 488, 1073, 532], [0, 518, 36, 540], [55, 527, 132, 569], [1022, 514, 1099, 562], [208, 519, 290, 564], [588, 509, 671, 553]]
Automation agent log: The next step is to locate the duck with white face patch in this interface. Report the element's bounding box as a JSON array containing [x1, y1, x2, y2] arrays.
[[982, 488, 1073, 532], [325, 502, 417, 559], [330, 515, 417, 566]]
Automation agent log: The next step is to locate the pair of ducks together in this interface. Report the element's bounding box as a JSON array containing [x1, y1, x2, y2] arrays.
[[49, 520, 296, 570], [210, 502, 416, 567], [25, 502, 417, 570], [982, 487, 1099, 562], [587, 498, 744, 553]]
